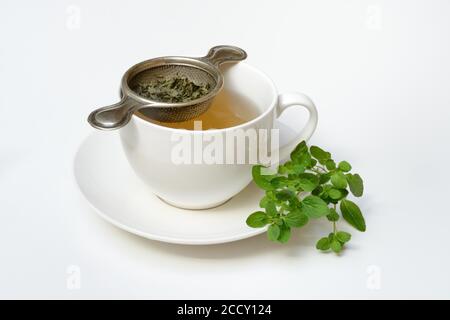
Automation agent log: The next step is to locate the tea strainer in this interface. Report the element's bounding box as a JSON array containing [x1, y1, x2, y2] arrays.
[[88, 45, 247, 130]]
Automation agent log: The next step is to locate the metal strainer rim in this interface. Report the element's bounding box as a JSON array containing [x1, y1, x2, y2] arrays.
[[121, 56, 224, 108]]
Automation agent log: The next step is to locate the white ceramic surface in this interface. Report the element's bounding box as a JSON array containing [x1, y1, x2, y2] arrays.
[[74, 131, 268, 245], [74, 113, 300, 245], [119, 62, 318, 209], [4, 0, 450, 300]]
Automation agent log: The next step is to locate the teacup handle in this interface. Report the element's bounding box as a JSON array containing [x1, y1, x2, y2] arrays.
[[276, 92, 318, 161]]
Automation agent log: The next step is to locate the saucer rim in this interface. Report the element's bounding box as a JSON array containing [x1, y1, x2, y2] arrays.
[[73, 132, 267, 246]]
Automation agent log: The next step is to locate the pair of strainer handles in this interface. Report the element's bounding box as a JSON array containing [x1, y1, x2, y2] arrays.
[[88, 46, 247, 130]]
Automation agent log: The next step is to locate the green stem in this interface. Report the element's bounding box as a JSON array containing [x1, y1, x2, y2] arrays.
[[316, 166, 327, 173], [332, 203, 337, 234]]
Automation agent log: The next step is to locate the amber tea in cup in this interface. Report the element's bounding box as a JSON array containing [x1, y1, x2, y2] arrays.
[[136, 89, 259, 130]]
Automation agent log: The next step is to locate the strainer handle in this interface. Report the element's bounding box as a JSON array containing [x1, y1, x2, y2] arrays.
[[203, 45, 247, 66], [88, 98, 140, 130], [276, 92, 319, 161]]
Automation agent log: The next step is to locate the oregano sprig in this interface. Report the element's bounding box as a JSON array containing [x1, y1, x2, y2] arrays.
[[246, 141, 365, 254]]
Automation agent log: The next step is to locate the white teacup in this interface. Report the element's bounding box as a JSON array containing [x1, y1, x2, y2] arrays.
[[120, 63, 318, 209]]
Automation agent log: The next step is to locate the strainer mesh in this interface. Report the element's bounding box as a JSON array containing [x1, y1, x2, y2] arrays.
[[129, 64, 218, 122]]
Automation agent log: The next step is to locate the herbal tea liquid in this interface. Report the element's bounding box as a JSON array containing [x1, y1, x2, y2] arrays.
[[136, 89, 260, 130]]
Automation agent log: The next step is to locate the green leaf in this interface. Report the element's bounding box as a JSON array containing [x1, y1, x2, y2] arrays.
[[252, 165, 275, 190], [290, 141, 307, 157], [267, 224, 280, 241], [328, 188, 342, 200], [331, 172, 348, 189], [278, 163, 288, 174], [246, 211, 268, 228], [291, 142, 312, 167], [310, 146, 331, 163], [319, 173, 331, 184], [301, 195, 330, 218], [338, 161, 352, 172], [277, 225, 291, 243], [297, 173, 319, 192], [260, 191, 277, 208], [265, 201, 278, 217], [319, 185, 334, 204], [287, 196, 301, 209], [259, 195, 270, 208], [278, 161, 305, 175], [296, 152, 312, 167], [269, 176, 288, 189], [308, 159, 318, 169], [275, 189, 296, 201], [316, 237, 331, 250], [325, 159, 336, 170], [328, 188, 348, 200], [320, 194, 333, 205], [336, 231, 351, 243], [284, 209, 309, 227], [311, 185, 323, 196], [346, 173, 364, 197], [326, 208, 340, 222], [330, 240, 342, 253], [340, 199, 366, 232]]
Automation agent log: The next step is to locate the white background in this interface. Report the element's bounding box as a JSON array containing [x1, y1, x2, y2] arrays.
[[1, 0, 450, 299]]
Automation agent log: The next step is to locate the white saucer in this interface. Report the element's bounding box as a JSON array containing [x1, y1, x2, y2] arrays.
[[74, 131, 271, 245]]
